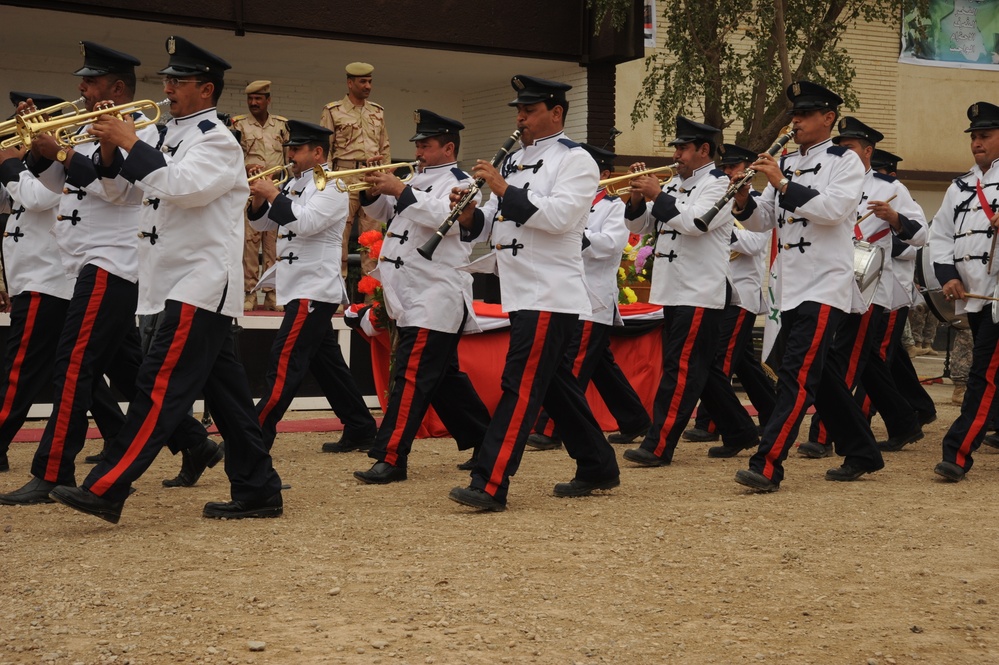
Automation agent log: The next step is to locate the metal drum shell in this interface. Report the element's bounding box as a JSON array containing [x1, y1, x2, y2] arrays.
[[915, 245, 970, 330]]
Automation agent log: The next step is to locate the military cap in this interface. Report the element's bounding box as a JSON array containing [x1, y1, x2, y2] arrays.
[[158, 36, 231, 79], [245, 80, 271, 95], [871, 148, 902, 172], [345, 62, 374, 77], [717, 143, 758, 166], [9, 91, 68, 113], [508, 75, 571, 107], [668, 115, 720, 146], [580, 143, 616, 171], [786, 80, 843, 112], [73, 41, 140, 77], [410, 109, 464, 141], [965, 101, 999, 133], [833, 116, 884, 145], [283, 119, 333, 147]]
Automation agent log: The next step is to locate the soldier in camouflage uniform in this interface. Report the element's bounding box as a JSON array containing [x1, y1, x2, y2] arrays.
[[231, 80, 289, 311], [950, 327, 972, 404], [320, 62, 391, 277]]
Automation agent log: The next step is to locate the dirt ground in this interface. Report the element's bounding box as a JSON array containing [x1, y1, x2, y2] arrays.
[[1, 355, 998, 665]]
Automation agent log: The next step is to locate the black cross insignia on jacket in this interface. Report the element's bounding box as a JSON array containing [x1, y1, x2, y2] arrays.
[[138, 226, 159, 245], [64, 186, 87, 201], [291, 187, 305, 197], [955, 253, 990, 264], [387, 229, 409, 244], [496, 240, 525, 256], [143, 198, 161, 210], [793, 164, 821, 176], [782, 238, 811, 253], [4, 226, 24, 242], [665, 184, 679, 195], [658, 228, 680, 240], [380, 256, 404, 269], [860, 193, 869, 203], [11, 205, 25, 220], [517, 160, 544, 174], [278, 229, 296, 240], [678, 185, 696, 195], [781, 216, 808, 228], [57, 210, 82, 225], [278, 252, 299, 264], [164, 142, 182, 156], [655, 250, 678, 262], [953, 228, 994, 239]]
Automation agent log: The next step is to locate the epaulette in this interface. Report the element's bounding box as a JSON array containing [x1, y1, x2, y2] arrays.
[[451, 167, 470, 181], [558, 138, 581, 149], [197, 120, 216, 134], [954, 173, 975, 189], [873, 171, 897, 183], [710, 168, 727, 179], [826, 145, 849, 157], [368, 102, 384, 110], [230, 114, 247, 122], [271, 114, 288, 122], [324, 101, 342, 110]]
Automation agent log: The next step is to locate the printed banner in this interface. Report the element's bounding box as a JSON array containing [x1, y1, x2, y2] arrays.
[[644, 0, 656, 48], [900, 0, 999, 70]]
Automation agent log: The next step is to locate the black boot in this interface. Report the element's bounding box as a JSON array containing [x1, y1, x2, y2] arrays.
[[162, 439, 225, 487]]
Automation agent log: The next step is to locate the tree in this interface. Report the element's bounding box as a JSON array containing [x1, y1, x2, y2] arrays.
[[623, 0, 923, 151]]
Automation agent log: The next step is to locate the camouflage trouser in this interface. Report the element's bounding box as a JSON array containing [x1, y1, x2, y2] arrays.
[[901, 319, 914, 348], [908, 302, 941, 347], [950, 327, 973, 384]]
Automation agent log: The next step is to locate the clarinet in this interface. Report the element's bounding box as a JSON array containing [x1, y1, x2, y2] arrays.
[[417, 129, 522, 260], [693, 126, 796, 232]]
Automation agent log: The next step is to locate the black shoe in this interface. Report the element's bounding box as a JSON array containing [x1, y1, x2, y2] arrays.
[[321, 435, 376, 453], [457, 449, 478, 471], [49, 486, 123, 524], [84, 446, 107, 464], [825, 463, 875, 481], [734, 469, 780, 492], [682, 427, 719, 442], [917, 410, 937, 426], [707, 442, 756, 458], [162, 438, 225, 487], [622, 447, 669, 467], [983, 434, 999, 450], [797, 441, 833, 458], [448, 486, 506, 512], [607, 424, 650, 445], [525, 433, 562, 450], [553, 476, 620, 498], [353, 461, 408, 485], [0, 477, 65, 505], [934, 461, 966, 482], [878, 425, 924, 452], [0, 452, 8, 473], [203, 493, 283, 519]]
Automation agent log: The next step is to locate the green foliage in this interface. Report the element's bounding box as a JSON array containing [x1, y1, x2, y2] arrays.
[[588, 0, 636, 31], [631, 0, 926, 150]]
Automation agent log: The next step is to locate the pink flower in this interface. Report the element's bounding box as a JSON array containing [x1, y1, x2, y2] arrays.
[[635, 245, 654, 270]]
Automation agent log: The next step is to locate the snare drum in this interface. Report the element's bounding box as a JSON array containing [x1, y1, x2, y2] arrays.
[[854, 241, 884, 308], [914, 245, 970, 330]]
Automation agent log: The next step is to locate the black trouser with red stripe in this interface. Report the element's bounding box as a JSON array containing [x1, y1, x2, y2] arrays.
[[637, 305, 759, 462], [532, 320, 650, 438], [940, 307, 999, 472], [83, 300, 282, 503], [885, 307, 936, 420], [0, 291, 125, 454], [693, 305, 777, 434], [368, 313, 491, 467], [30, 265, 208, 485], [470, 310, 619, 505], [749, 302, 884, 484], [256, 299, 376, 451]]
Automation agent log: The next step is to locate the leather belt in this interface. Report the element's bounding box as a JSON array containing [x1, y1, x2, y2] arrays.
[[333, 159, 367, 169]]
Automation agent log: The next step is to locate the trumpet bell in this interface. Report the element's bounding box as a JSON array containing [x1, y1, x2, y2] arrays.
[[2, 99, 169, 150], [312, 161, 420, 192], [599, 164, 678, 198]]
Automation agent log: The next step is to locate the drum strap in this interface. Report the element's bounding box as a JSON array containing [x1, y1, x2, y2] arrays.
[[976, 180, 995, 221]]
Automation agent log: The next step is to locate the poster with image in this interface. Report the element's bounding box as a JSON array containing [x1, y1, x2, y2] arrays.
[[900, 0, 999, 69]]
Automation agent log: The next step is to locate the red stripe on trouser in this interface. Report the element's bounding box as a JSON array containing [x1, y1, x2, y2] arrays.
[[90, 303, 195, 495], [763, 305, 831, 479], [44, 271, 107, 482], [862, 311, 898, 417], [653, 308, 704, 457], [0, 293, 40, 424], [955, 343, 999, 467], [383, 328, 429, 466], [485, 312, 551, 496], [257, 300, 309, 426], [845, 308, 873, 387], [541, 321, 593, 437], [722, 309, 746, 376]]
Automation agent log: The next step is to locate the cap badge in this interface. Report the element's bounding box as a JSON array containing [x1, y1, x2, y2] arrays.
[[413, 110, 421, 124], [167, 37, 176, 55], [838, 119, 846, 130], [513, 77, 525, 91], [971, 103, 979, 118], [79, 42, 86, 56], [792, 82, 801, 96]]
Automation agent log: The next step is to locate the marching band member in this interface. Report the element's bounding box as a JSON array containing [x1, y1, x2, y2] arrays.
[[930, 101, 999, 482], [447, 75, 620, 511], [621, 117, 760, 468], [352, 109, 491, 483], [49, 36, 282, 522], [731, 81, 884, 491], [247, 119, 378, 454]]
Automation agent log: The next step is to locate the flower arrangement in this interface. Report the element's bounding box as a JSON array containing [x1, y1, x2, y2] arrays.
[[356, 228, 390, 330], [618, 232, 655, 304]]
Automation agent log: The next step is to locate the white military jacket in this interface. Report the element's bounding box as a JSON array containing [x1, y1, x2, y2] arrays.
[[891, 239, 919, 311], [117, 107, 246, 318], [853, 169, 926, 311], [581, 190, 628, 325], [737, 138, 864, 314], [30, 117, 159, 283], [363, 161, 485, 334], [0, 159, 74, 299], [929, 156, 999, 315], [477, 131, 597, 315], [625, 162, 734, 309], [248, 170, 348, 306], [730, 220, 770, 316]]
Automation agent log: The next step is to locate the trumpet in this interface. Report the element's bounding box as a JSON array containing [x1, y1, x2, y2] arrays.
[[1, 98, 169, 150], [599, 164, 678, 197], [0, 96, 86, 139], [248, 163, 295, 188], [312, 161, 419, 192], [693, 125, 797, 232]]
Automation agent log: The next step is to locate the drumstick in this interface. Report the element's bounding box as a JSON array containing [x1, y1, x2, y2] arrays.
[[988, 212, 999, 275], [855, 194, 898, 226], [965, 293, 999, 302]]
